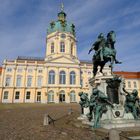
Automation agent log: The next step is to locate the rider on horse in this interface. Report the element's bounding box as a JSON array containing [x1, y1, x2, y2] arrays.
[[107, 31, 121, 64], [88, 31, 122, 76], [88, 33, 105, 62], [89, 31, 121, 64]]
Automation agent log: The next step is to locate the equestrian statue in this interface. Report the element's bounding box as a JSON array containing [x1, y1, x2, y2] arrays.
[[88, 31, 121, 76]]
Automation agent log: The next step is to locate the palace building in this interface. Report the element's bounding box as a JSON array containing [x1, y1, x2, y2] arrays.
[[0, 5, 93, 103], [0, 5, 140, 103]]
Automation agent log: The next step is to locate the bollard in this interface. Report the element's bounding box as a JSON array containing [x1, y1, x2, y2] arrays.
[[109, 129, 120, 140], [68, 108, 73, 115], [43, 113, 49, 126]]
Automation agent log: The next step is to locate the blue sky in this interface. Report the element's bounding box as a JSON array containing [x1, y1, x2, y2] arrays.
[[0, 0, 140, 71]]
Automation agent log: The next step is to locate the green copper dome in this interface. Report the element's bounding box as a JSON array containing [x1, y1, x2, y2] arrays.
[[47, 4, 75, 36]]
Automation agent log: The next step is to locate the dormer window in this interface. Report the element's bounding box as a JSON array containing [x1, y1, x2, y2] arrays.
[[60, 42, 65, 52], [61, 34, 66, 39], [51, 43, 54, 53]]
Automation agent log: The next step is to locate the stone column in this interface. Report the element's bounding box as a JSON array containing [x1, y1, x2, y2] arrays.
[[34, 65, 37, 103], [0, 66, 6, 102], [23, 63, 27, 103]]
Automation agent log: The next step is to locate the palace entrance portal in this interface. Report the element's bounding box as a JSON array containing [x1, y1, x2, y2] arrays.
[[59, 91, 65, 102]]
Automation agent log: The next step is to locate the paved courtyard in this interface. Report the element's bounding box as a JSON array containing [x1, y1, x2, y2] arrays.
[[0, 103, 95, 140]]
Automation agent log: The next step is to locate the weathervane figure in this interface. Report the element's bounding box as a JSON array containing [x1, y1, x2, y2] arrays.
[[61, 2, 64, 11]]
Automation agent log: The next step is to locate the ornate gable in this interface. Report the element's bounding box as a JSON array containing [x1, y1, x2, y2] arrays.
[[45, 55, 80, 64]]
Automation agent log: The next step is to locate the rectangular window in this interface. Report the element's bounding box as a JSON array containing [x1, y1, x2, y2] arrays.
[[5, 76, 11, 87], [49, 72, 55, 84], [26, 92, 30, 99], [16, 76, 22, 87], [15, 91, 20, 100], [133, 81, 137, 88], [60, 42, 65, 52], [27, 76, 32, 87], [37, 76, 42, 87], [38, 69, 43, 73], [59, 75, 66, 84], [37, 92, 41, 102], [28, 69, 33, 73], [17, 68, 23, 73], [3, 91, 8, 100], [128, 81, 131, 88], [6, 68, 12, 72], [51, 43, 54, 53]]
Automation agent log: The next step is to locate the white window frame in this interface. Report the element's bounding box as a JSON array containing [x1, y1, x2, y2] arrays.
[[133, 81, 137, 88], [3, 91, 8, 100], [38, 69, 43, 73], [47, 91, 54, 103], [16, 75, 22, 87], [70, 71, 76, 85], [6, 67, 12, 72], [17, 68, 23, 73], [37, 76, 42, 87], [26, 91, 31, 100], [70, 92, 76, 102], [128, 81, 131, 88], [51, 42, 54, 53], [15, 91, 20, 100], [59, 71, 66, 84], [27, 76, 32, 87], [36, 92, 41, 102], [5, 76, 11, 87], [60, 42, 65, 52], [28, 69, 33, 73], [49, 70, 55, 84]]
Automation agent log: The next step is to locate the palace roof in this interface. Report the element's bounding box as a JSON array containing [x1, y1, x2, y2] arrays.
[[17, 56, 44, 61], [114, 71, 140, 79]]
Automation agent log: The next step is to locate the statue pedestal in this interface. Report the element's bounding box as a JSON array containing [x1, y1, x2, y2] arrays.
[[100, 105, 140, 129], [88, 73, 140, 129]]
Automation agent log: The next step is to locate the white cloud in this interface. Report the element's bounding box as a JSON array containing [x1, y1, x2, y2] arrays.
[[0, 0, 140, 71]]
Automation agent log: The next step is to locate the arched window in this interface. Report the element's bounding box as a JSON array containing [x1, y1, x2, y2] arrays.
[[51, 42, 54, 53], [47, 91, 54, 103], [5, 76, 11, 87], [60, 42, 65, 52], [27, 76, 32, 87], [49, 70, 55, 84], [59, 71, 66, 84], [70, 71, 76, 85], [37, 76, 43, 87], [16, 75, 22, 87], [70, 91, 76, 102]]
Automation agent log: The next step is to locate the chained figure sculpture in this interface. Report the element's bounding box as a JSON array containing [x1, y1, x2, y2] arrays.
[[123, 87, 140, 119], [79, 92, 89, 114], [88, 88, 114, 128]]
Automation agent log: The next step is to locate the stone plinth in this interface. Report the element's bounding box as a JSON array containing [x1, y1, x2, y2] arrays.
[[88, 73, 140, 129]]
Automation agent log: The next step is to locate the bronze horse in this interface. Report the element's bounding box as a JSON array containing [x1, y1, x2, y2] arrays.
[[88, 31, 121, 76]]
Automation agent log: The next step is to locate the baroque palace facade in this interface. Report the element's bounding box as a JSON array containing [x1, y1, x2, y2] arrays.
[[0, 7, 93, 103], [0, 6, 140, 103]]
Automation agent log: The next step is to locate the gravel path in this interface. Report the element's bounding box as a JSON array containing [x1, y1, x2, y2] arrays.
[[0, 103, 95, 140]]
